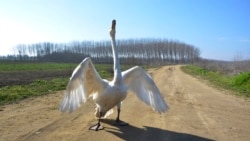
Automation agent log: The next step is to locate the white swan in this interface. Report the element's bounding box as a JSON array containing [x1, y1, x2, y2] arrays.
[[59, 20, 169, 131]]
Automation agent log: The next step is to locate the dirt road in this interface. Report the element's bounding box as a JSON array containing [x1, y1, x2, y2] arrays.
[[0, 66, 249, 141]]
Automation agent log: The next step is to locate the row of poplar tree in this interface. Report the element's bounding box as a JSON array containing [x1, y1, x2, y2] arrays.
[[7, 38, 200, 65]]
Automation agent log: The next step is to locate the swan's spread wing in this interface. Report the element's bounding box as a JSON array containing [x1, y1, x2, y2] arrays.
[[60, 57, 106, 113], [122, 66, 169, 113]]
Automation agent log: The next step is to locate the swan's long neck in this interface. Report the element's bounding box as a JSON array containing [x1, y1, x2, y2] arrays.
[[111, 36, 122, 84]]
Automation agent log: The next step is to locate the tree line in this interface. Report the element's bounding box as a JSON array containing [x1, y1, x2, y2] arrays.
[[2, 38, 200, 65]]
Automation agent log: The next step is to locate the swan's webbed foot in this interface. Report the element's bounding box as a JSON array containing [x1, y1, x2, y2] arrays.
[[89, 111, 104, 131], [89, 122, 104, 131], [114, 119, 129, 126], [115, 108, 129, 126]]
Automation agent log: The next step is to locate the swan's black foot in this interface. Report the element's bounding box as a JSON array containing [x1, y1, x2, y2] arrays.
[[114, 120, 129, 126], [89, 123, 104, 131]]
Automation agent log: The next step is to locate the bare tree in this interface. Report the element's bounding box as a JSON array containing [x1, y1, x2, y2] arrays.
[[10, 38, 201, 65]]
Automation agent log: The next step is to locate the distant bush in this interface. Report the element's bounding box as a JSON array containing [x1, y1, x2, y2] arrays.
[[194, 59, 250, 75], [231, 72, 250, 86]]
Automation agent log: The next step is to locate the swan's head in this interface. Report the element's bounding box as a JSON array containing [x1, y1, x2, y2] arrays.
[[109, 19, 116, 39]]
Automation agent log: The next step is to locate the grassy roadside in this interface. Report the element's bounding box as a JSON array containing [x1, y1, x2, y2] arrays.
[[181, 65, 250, 97], [0, 63, 112, 105], [0, 62, 138, 105], [0, 62, 77, 72], [0, 78, 68, 105]]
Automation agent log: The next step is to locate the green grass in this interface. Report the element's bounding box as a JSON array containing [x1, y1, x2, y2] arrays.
[[0, 62, 77, 72], [0, 62, 135, 105], [181, 65, 250, 97], [0, 78, 68, 105]]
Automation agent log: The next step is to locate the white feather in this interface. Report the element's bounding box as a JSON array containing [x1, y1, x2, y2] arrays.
[[59, 20, 169, 121], [59, 58, 107, 113], [122, 66, 169, 113]]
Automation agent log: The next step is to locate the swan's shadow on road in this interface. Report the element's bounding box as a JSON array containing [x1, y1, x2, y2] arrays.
[[102, 119, 214, 141]]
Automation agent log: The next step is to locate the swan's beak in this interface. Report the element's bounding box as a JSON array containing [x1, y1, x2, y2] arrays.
[[110, 19, 116, 38], [112, 19, 116, 30]]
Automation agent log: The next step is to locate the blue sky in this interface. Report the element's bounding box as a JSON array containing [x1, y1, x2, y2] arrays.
[[0, 0, 249, 60]]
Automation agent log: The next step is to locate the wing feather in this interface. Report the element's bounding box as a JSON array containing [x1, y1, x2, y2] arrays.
[[59, 57, 106, 113], [122, 66, 169, 113]]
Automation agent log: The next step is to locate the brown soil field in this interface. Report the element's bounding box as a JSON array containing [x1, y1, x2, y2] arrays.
[[0, 70, 71, 87], [0, 65, 249, 141]]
